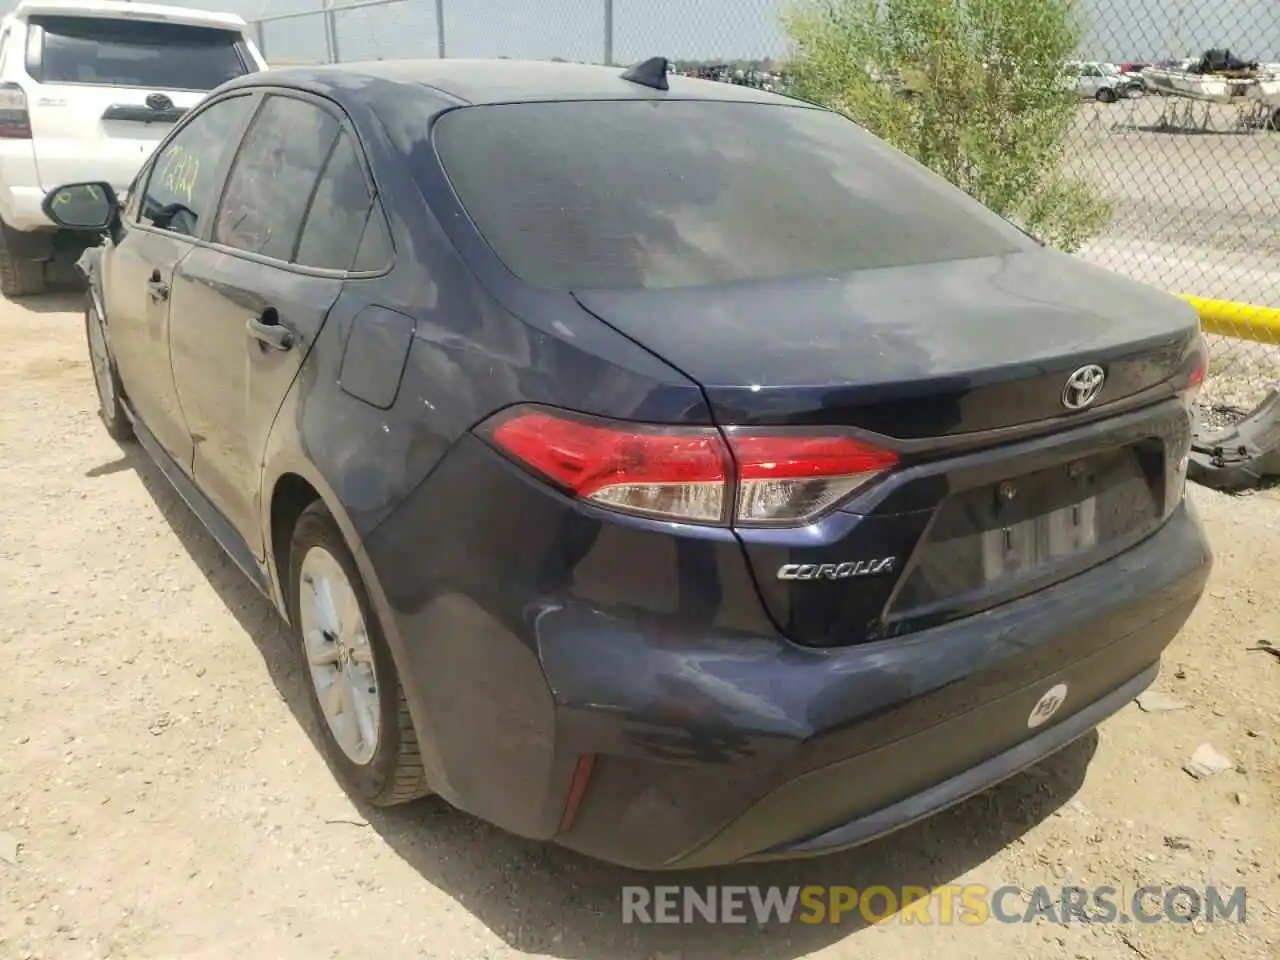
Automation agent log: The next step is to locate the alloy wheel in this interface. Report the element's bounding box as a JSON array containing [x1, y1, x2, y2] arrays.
[[298, 545, 382, 765]]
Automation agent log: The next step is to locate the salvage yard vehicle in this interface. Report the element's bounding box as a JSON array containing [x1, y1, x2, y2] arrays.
[[1066, 60, 1144, 102], [44, 57, 1211, 870], [0, 0, 265, 297]]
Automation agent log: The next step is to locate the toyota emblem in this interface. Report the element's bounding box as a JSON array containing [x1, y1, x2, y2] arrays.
[[1061, 364, 1106, 411], [145, 93, 173, 111]]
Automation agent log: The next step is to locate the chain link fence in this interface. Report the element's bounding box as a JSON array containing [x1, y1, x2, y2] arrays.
[[249, 0, 1280, 417]]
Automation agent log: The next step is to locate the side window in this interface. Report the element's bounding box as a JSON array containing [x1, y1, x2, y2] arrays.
[[213, 95, 339, 261], [140, 94, 253, 238], [294, 132, 381, 270]]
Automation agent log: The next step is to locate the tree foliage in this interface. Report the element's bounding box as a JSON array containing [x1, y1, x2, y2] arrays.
[[782, 0, 1112, 251]]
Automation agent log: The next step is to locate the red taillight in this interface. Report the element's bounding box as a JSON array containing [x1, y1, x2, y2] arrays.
[[1168, 341, 1207, 511], [0, 83, 31, 139], [490, 410, 730, 523], [483, 407, 898, 526], [1179, 340, 1208, 409], [1185, 357, 1206, 391], [725, 431, 899, 524]]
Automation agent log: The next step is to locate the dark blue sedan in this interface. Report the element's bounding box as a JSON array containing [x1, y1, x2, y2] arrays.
[[41, 57, 1211, 869]]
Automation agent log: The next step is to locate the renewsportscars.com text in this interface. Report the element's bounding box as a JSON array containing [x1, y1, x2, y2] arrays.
[[621, 884, 1248, 926]]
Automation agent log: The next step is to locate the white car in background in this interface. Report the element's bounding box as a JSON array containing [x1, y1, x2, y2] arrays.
[[1066, 61, 1143, 103], [0, 0, 266, 296]]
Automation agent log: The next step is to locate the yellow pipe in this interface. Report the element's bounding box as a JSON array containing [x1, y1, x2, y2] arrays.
[[1176, 294, 1280, 345]]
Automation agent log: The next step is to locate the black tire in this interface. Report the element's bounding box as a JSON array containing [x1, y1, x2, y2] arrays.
[[287, 501, 430, 806], [85, 297, 133, 442], [1096, 87, 1117, 104], [0, 236, 47, 298]]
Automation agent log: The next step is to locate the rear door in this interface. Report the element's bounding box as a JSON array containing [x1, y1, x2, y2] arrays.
[[21, 13, 255, 194], [170, 93, 391, 554], [102, 91, 257, 467]]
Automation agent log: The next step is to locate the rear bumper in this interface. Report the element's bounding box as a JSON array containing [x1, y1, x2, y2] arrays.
[[749, 663, 1154, 863], [558, 506, 1206, 870], [0, 183, 55, 235], [358, 436, 1212, 870]]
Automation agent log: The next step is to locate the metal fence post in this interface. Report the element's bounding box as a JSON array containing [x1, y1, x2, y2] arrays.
[[436, 0, 446, 57], [603, 0, 613, 64], [250, 0, 409, 65], [327, 7, 341, 63], [321, 0, 336, 63]]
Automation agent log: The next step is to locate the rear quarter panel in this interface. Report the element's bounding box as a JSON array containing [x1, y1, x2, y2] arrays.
[[258, 84, 709, 587], [255, 96, 714, 809]]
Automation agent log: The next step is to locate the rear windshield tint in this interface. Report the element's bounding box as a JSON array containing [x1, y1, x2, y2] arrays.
[[29, 15, 247, 90], [431, 100, 1025, 291]]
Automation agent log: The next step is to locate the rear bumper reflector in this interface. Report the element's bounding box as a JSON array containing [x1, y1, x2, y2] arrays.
[[558, 754, 596, 832]]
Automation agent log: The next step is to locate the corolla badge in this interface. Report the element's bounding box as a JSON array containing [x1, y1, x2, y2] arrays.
[[777, 558, 897, 580], [1061, 364, 1106, 411]]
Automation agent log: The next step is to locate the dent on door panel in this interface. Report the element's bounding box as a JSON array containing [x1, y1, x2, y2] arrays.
[[170, 246, 343, 556]]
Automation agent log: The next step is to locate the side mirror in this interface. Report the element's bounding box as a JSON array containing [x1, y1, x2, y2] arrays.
[[42, 182, 119, 232]]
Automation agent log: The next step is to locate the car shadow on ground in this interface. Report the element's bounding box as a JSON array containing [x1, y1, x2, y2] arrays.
[[95, 442, 1098, 959], [18, 290, 84, 314]]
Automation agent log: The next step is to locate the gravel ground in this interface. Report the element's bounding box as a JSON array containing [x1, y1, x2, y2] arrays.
[[1, 291, 1278, 960]]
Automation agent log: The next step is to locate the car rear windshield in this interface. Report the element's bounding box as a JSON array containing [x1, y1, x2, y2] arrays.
[[431, 100, 1025, 291], [29, 15, 248, 91]]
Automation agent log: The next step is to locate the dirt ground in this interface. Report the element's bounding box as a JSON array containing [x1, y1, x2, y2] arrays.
[[0, 292, 1277, 960]]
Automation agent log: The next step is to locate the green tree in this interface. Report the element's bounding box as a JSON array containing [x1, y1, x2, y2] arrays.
[[782, 0, 1111, 251]]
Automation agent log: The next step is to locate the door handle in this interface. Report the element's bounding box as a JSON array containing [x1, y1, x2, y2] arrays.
[[247, 310, 294, 352], [146, 268, 168, 303]]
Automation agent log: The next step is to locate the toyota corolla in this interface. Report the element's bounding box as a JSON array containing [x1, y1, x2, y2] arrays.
[[42, 57, 1212, 869]]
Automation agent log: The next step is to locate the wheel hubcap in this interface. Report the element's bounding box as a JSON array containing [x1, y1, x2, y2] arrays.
[[298, 547, 380, 766], [87, 312, 114, 415]]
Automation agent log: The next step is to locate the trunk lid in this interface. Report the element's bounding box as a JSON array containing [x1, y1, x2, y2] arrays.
[[576, 249, 1202, 648], [573, 249, 1200, 435]]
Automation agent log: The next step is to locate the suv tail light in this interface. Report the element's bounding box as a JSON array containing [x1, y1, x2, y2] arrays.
[[481, 406, 899, 526], [0, 83, 31, 139]]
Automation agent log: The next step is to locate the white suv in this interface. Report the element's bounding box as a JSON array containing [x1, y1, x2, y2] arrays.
[[0, 0, 266, 296]]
